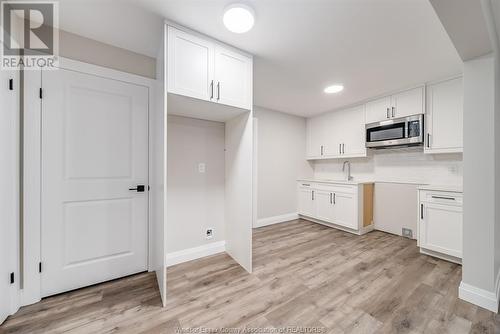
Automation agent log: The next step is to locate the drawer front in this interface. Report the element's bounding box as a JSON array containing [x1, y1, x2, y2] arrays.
[[419, 190, 462, 206]]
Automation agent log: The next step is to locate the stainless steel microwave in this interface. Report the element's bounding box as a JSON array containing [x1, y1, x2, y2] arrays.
[[365, 114, 424, 149]]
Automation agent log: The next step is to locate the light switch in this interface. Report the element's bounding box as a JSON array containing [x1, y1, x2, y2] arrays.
[[198, 163, 206, 173]]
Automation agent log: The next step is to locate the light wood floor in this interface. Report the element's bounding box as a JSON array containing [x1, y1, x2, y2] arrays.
[[2, 219, 500, 333]]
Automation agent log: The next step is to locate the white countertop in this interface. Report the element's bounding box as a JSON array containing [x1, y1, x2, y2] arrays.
[[298, 178, 462, 192], [297, 178, 373, 185], [418, 184, 463, 193]]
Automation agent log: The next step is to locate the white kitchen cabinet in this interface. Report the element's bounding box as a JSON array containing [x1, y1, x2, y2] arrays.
[[306, 105, 366, 160], [365, 96, 392, 124], [425, 77, 463, 154], [167, 27, 213, 101], [298, 185, 315, 217], [418, 188, 463, 263], [167, 26, 252, 110], [332, 192, 357, 230], [214, 46, 252, 110], [314, 190, 334, 222], [365, 87, 424, 124], [297, 181, 374, 235]]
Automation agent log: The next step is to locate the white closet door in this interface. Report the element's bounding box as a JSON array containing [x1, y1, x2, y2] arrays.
[[214, 46, 252, 110], [0, 69, 18, 325], [225, 112, 253, 273], [41, 68, 149, 297]]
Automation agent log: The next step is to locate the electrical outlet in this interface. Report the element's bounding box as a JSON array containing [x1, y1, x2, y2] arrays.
[[198, 163, 206, 173], [205, 228, 214, 239], [402, 228, 413, 239]]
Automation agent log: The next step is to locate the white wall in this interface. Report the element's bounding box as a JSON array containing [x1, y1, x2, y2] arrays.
[[166, 115, 225, 253], [460, 54, 497, 309], [313, 149, 463, 185], [254, 107, 313, 223]]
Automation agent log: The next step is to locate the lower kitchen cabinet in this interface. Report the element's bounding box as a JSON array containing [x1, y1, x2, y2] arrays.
[[418, 187, 463, 264], [297, 180, 374, 235]]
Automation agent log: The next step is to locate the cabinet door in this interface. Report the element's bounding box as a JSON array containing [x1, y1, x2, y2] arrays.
[[214, 46, 252, 110], [298, 188, 315, 217], [332, 192, 357, 230], [365, 96, 391, 124], [392, 87, 424, 118], [419, 202, 462, 258], [425, 78, 463, 153], [340, 105, 366, 156], [315, 191, 334, 222], [306, 116, 326, 158], [167, 26, 214, 101]]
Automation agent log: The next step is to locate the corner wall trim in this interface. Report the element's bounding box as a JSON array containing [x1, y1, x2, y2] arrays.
[[165, 241, 226, 267], [254, 213, 299, 228], [459, 280, 499, 313]]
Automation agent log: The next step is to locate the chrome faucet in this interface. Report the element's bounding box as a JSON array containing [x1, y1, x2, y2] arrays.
[[342, 161, 353, 181]]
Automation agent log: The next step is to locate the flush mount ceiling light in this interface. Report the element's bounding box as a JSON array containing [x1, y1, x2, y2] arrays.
[[223, 4, 255, 33], [324, 84, 344, 94]]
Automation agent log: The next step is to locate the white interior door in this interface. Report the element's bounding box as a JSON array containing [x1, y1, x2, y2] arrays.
[[41, 68, 149, 297], [214, 46, 251, 110]]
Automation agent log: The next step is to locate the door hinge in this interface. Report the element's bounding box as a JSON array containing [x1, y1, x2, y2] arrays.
[[39, 88, 43, 99], [10, 272, 14, 284], [9, 78, 13, 90], [39, 262, 42, 273]]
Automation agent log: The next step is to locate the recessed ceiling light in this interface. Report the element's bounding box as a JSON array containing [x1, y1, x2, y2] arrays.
[[324, 85, 344, 94], [223, 4, 255, 33]]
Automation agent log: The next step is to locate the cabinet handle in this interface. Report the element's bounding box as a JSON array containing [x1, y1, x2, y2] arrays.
[[302, 183, 310, 186], [431, 196, 456, 201], [210, 80, 214, 99], [217, 82, 220, 100], [333, 193, 336, 204], [386, 108, 390, 119], [342, 143, 345, 154], [427, 134, 430, 148], [330, 193, 332, 204], [420, 204, 424, 219], [312, 190, 314, 201], [392, 106, 395, 118], [321, 145, 324, 156], [339, 144, 342, 154]]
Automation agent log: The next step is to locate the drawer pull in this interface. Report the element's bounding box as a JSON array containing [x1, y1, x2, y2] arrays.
[[431, 196, 456, 201], [302, 183, 310, 186]]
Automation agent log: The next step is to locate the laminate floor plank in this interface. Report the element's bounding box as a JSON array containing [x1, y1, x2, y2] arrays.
[[2, 219, 499, 334]]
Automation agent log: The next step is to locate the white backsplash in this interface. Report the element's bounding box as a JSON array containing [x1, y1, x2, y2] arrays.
[[313, 147, 463, 186]]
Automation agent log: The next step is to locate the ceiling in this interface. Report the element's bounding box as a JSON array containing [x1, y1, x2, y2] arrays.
[[57, 0, 462, 117]]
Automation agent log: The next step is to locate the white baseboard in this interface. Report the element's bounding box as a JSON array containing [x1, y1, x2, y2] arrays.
[[165, 241, 226, 267], [255, 212, 299, 228], [459, 279, 499, 313]]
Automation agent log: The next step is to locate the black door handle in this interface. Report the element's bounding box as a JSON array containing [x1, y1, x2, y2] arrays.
[[129, 185, 145, 192]]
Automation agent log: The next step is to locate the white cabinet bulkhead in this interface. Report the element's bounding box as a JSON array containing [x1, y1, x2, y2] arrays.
[[297, 181, 374, 235]]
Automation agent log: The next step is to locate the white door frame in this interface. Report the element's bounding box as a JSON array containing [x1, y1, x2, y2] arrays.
[[21, 57, 157, 306]]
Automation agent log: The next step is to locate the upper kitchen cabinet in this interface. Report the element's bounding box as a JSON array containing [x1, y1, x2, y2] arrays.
[[306, 105, 366, 160], [214, 46, 252, 110], [167, 26, 252, 110], [365, 87, 424, 124], [425, 77, 463, 154], [167, 27, 214, 101]]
